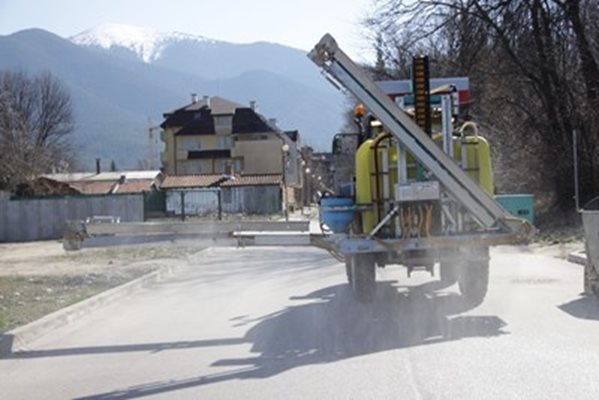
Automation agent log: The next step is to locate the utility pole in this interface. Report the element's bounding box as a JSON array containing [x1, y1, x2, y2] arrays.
[[281, 143, 290, 221], [573, 129, 580, 211], [148, 121, 160, 170]]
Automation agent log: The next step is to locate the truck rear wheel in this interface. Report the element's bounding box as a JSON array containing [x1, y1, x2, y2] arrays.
[[349, 254, 376, 302], [458, 259, 489, 306], [440, 262, 459, 286], [345, 258, 353, 285]]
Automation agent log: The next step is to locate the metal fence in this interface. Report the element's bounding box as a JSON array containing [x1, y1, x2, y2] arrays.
[[164, 186, 282, 216], [0, 192, 144, 242], [166, 189, 221, 217], [221, 185, 281, 214]]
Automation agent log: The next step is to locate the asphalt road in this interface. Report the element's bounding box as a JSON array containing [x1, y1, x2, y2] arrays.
[[2, 246, 599, 399]]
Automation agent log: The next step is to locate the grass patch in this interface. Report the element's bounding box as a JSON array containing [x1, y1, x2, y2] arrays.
[[532, 226, 584, 246], [46, 244, 204, 265], [0, 268, 155, 334]]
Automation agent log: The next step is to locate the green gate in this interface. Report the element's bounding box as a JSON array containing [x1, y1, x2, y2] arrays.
[[143, 191, 166, 219]]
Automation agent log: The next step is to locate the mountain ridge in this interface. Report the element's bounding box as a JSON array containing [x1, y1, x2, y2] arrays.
[[0, 26, 345, 169], [70, 23, 220, 63]]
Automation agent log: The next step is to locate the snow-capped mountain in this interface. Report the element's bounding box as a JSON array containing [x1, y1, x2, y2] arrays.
[[70, 23, 217, 63]]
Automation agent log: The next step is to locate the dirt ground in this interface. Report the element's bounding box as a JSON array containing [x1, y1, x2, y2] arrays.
[[0, 240, 207, 276], [0, 240, 207, 333]]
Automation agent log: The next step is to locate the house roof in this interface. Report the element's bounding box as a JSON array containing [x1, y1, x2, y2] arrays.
[[221, 174, 282, 187], [14, 177, 82, 197], [174, 96, 244, 116], [45, 170, 161, 182], [161, 174, 226, 189], [284, 130, 299, 142], [232, 108, 275, 134], [176, 118, 215, 135], [113, 179, 155, 193], [162, 96, 278, 137], [162, 96, 244, 127], [69, 181, 116, 195], [42, 172, 96, 182]]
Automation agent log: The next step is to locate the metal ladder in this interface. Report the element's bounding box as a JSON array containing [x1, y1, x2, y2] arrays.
[[308, 34, 515, 231]]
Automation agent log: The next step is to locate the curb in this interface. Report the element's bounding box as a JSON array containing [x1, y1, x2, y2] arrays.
[[568, 251, 587, 266], [0, 251, 204, 357]]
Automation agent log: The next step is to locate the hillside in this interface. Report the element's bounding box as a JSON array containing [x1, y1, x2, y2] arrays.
[[0, 25, 345, 169]]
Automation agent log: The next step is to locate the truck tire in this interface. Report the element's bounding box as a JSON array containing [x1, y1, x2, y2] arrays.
[[440, 262, 459, 286], [458, 259, 489, 306], [350, 254, 376, 302], [345, 258, 353, 285]]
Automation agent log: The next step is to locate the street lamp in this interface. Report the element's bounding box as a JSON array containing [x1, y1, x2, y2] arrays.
[[281, 143, 290, 221]]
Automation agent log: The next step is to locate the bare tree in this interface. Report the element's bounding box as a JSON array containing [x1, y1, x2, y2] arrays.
[[0, 70, 75, 190], [366, 0, 599, 213]]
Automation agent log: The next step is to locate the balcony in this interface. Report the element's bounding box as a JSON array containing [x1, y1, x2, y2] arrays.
[[188, 149, 231, 159]]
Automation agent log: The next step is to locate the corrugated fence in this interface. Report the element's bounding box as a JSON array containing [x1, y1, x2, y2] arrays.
[[165, 187, 281, 216], [0, 192, 144, 242], [166, 189, 220, 216], [221, 186, 281, 214]]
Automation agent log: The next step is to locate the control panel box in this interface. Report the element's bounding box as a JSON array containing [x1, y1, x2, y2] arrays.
[[395, 181, 440, 202]]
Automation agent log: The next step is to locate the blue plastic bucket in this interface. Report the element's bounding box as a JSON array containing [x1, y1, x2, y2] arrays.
[[320, 197, 354, 233]]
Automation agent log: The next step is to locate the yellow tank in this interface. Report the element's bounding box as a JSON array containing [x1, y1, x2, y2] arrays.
[[355, 131, 494, 234], [355, 139, 375, 232], [432, 133, 494, 195], [455, 135, 494, 195]]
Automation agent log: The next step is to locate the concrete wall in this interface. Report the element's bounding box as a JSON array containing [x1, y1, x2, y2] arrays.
[[232, 134, 283, 175], [222, 185, 281, 214], [161, 127, 176, 174], [0, 193, 144, 242]]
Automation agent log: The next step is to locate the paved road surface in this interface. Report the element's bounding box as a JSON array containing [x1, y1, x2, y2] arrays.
[[2, 246, 599, 399]]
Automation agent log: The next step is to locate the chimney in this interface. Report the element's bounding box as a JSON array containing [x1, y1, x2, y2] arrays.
[[191, 93, 198, 104], [95, 158, 101, 174], [203, 95, 211, 108], [249, 100, 257, 111], [268, 118, 277, 127]]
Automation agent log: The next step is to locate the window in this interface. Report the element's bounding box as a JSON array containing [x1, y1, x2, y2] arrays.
[[218, 136, 232, 149], [180, 161, 202, 174], [178, 137, 201, 151], [214, 116, 232, 134]]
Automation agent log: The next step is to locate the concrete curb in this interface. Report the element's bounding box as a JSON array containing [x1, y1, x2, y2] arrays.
[[0, 251, 205, 357], [568, 251, 587, 266]]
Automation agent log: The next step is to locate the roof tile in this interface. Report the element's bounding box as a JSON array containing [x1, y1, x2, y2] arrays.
[[114, 180, 154, 193], [221, 174, 282, 187], [161, 174, 226, 189], [69, 181, 116, 195]]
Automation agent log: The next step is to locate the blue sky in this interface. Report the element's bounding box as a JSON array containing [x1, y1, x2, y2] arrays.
[[0, 0, 376, 61]]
